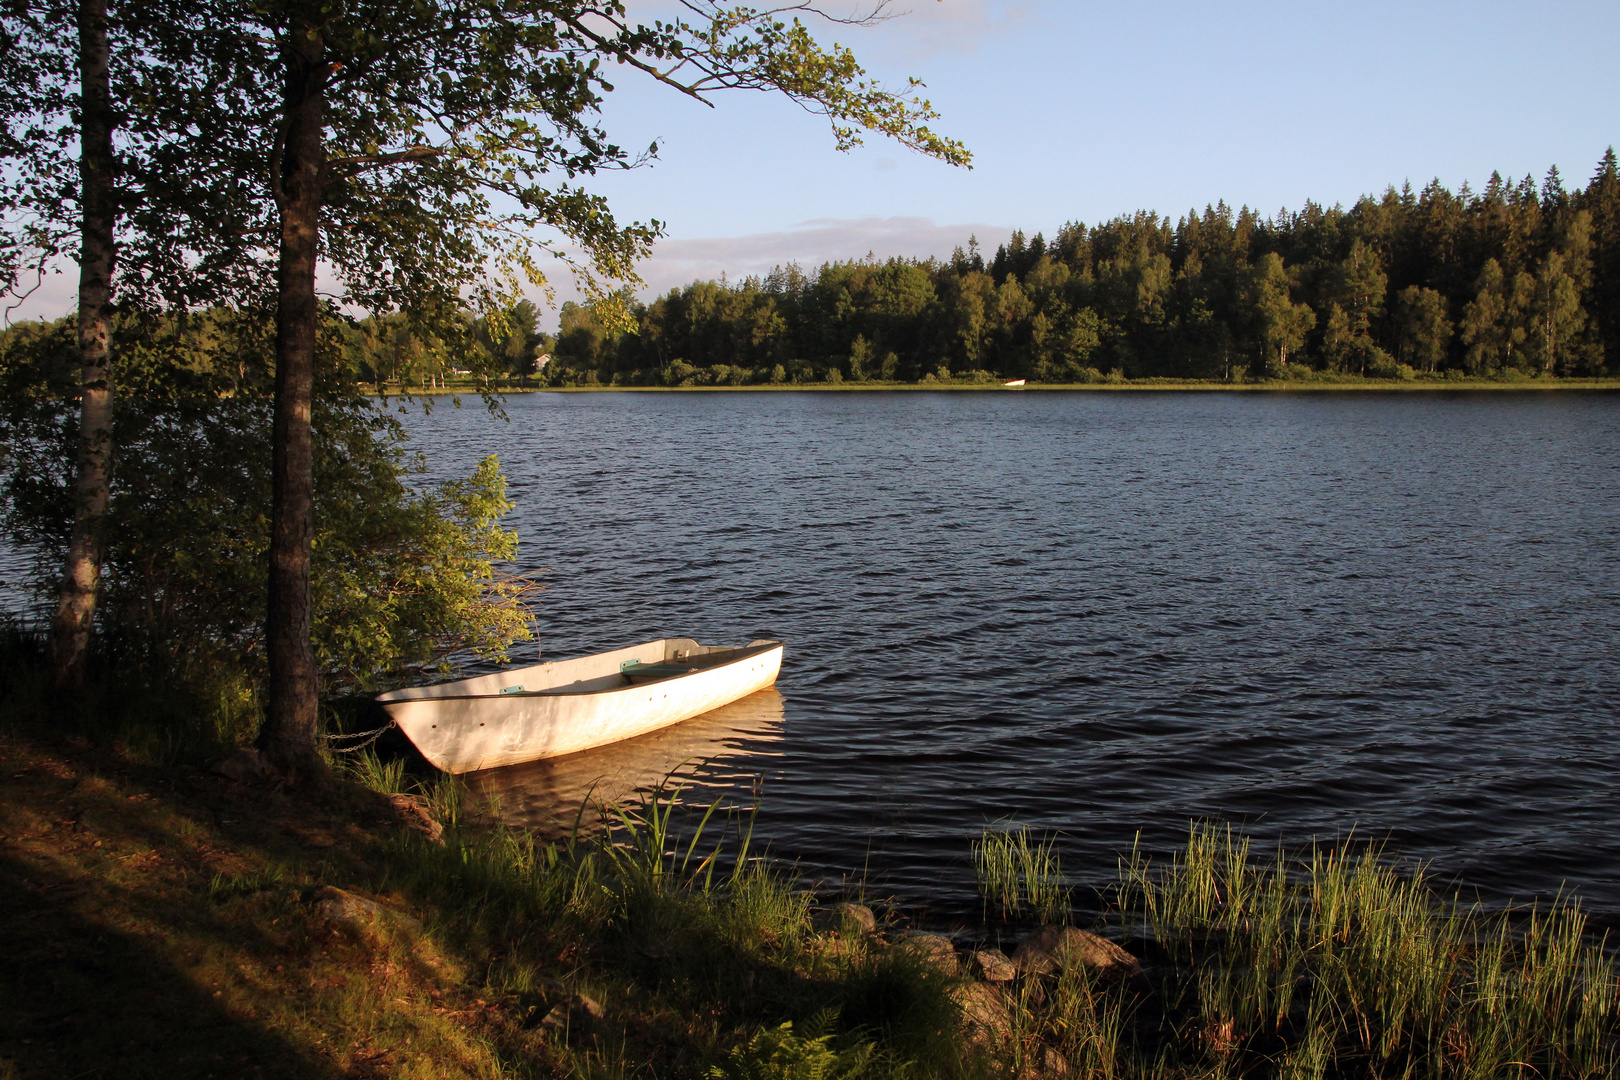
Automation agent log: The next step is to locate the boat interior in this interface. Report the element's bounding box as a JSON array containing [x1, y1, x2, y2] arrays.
[[377, 638, 781, 701]]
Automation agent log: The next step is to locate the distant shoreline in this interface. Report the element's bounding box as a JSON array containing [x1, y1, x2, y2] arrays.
[[374, 377, 1620, 396]]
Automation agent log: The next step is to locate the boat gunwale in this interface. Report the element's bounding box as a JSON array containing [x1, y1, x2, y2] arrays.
[[384, 641, 783, 704]]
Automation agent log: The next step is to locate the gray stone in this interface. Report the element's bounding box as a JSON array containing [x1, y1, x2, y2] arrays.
[[970, 948, 1017, 982], [387, 792, 444, 844], [1012, 926, 1141, 981], [1035, 1044, 1072, 1079], [311, 885, 422, 936], [896, 931, 959, 974], [952, 980, 1012, 1045], [540, 994, 605, 1036], [212, 748, 277, 784], [820, 901, 876, 934]]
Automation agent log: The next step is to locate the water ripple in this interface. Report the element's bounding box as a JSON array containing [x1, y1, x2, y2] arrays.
[[406, 391, 1619, 921]]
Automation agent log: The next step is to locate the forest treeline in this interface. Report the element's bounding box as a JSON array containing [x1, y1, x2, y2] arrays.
[[547, 150, 1620, 387]]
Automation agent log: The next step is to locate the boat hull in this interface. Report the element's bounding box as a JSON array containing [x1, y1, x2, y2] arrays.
[[377, 638, 783, 773]]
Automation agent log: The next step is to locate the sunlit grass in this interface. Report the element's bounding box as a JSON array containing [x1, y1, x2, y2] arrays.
[[342, 746, 407, 794], [1096, 822, 1620, 1079], [972, 822, 1069, 924]]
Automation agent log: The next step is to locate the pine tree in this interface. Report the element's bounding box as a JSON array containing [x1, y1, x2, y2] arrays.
[[1580, 148, 1620, 372]]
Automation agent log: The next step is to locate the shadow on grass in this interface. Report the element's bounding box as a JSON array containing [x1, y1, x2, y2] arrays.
[[0, 847, 339, 1079]]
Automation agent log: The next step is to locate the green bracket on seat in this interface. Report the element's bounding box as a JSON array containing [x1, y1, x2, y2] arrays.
[[620, 658, 644, 672], [500, 685, 526, 695]]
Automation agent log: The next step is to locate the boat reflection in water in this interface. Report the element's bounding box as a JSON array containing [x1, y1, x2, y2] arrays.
[[467, 686, 785, 835]]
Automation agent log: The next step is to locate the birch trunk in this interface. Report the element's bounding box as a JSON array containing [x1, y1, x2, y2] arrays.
[[49, 0, 117, 689]]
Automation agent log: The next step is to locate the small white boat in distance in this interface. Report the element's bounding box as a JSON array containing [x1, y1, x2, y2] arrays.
[[377, 637, 784, 774], [1003, 378, 1026, 387]]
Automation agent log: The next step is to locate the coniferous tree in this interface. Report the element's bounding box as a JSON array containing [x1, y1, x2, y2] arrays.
[[1580, 149, 1620, 372]]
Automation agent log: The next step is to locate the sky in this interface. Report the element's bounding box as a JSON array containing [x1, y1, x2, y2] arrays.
[[9, 0, 1619, 328]]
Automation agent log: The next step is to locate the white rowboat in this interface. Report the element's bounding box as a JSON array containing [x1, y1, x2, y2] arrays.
[[377, 637, 784, 774]]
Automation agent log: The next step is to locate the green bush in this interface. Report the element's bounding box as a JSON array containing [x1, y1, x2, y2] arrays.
[[0, 311, 535, 695]]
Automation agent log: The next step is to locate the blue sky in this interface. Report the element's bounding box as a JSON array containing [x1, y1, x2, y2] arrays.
[[555, 0, 1618, 317], [8, 1, 1617, 326]]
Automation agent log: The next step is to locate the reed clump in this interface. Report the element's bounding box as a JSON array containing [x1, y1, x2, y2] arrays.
[[968, 821, 1618, 1078], [1080, 822, 1620, 1079], [972, 824, 1069, 924]]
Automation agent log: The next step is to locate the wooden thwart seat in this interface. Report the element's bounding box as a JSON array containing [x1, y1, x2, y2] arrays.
[[622, 663, 700, 685]]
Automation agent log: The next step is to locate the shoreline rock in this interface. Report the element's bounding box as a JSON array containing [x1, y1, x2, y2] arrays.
[[311, 885, 423, 938], [813, 901, 877, 935], [971, 947, 1017, 982], [896, 930, 959, 974], [1012, 925, 1146, 988]]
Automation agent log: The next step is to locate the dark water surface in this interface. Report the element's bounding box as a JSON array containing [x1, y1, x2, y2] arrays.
[[407, 391, 1620, 920], [215, 391, 1620, 918], [409, 390, 1620, 921]]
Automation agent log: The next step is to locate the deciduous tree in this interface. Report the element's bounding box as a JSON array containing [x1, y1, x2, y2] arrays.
[[217, 1, 968, 775], [1393, 285, 1452, 372], [3, 0, 273, 685], [1247, 253, 1315, 375]]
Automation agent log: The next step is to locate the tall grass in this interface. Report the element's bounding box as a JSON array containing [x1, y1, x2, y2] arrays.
[[374, 777, 976, 1080], [343, 747, 407, 794], [1100, 822, 1620, 1079], [972, 823, 1069, 923]]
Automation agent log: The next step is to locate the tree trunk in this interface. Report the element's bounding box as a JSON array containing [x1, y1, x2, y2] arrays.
[[258, 15, 326, 779], [49, 0, 117, 690]]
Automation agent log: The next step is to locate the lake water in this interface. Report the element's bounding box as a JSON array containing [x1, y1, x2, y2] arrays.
[[401, 389, 1620, 925], [8, 390, 1616, 923]]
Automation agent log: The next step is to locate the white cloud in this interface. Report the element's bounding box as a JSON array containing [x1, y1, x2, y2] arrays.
[[645, 214, 1007, 280], [616, 0, 1030, 62], [867, 0, 1034, 59], [528, 214, 1011, 323]]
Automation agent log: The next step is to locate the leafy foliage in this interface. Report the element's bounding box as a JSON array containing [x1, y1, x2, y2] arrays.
[[0, 0, 275, 311], [0, 310, 535, 689], [708, 1015, 873, 1080]]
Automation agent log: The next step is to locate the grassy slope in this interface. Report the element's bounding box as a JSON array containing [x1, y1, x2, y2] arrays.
[[4, 722, 1616, 1080], [0, 732, 539, 1079], [0, 731, 976, 1080]]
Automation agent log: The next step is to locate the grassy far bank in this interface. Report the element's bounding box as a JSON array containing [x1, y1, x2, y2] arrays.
[[374, 376, 1620, 395]]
